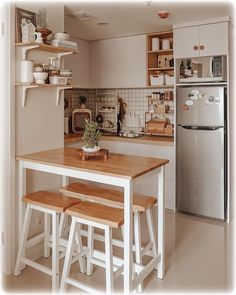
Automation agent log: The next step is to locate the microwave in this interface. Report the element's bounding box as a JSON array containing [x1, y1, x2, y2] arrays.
[[179, 56, 227, 83]]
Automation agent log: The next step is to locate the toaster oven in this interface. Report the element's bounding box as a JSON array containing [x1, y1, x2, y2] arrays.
[[72, 109, 92, 133]]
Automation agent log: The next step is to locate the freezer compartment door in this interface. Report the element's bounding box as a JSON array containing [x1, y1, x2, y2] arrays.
[[177, 86, 224, 126], [177, 126, 225, 220]]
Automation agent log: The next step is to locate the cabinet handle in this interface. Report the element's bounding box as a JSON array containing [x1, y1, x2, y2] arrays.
[[193, 45, 199, 50], [200, 45, 205, 50]]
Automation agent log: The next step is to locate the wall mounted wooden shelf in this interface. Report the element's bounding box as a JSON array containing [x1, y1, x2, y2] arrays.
[[15, 83, 80, 107]]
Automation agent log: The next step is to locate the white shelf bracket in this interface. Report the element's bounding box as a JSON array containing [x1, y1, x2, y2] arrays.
[[57, 52, 73, 68], [22, 45, 39, 60], [21, 85, 38, 107], [56, 87, 72, 106]]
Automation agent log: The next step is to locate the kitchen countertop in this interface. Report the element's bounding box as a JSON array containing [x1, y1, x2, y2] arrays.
[[64, 133, 174, 146]]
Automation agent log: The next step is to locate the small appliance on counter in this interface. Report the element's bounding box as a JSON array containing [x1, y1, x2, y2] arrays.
[[72, 109, 92, 133]]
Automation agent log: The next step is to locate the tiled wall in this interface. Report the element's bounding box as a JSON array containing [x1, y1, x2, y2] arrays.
[[65, 87, 174, 130]]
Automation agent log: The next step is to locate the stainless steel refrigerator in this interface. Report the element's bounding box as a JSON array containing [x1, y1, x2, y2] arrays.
[[177, 86, 227, 220]]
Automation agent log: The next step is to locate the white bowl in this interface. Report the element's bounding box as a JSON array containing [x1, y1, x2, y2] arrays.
[[33, 72, 48, 84], [82, 146, 101, 153], [53, 32, 70, 40]]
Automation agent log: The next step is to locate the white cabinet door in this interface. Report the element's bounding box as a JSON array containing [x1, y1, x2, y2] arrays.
[[174, 26, 199, 58], [199, 22, 228, 56], [90, 35, 146, 88], [174, 22, 228, 58]]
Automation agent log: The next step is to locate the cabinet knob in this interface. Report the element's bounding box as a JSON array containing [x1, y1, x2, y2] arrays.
[[200, 45, 205, 50], [193, 45, 199, 50]]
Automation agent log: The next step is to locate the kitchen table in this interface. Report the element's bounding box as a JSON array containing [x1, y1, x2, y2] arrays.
[[16, 147, 169, 293]]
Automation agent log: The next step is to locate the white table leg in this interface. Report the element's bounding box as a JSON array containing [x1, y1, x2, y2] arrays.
[[157, 166, 165, 279], [62, 175, 69, 186], [18, 160, 26, 241], [123, 180, 133, 293]]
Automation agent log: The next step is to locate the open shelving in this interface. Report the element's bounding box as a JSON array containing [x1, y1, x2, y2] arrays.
[[15, 42, 80, 107], [146, 31, 174, 87]]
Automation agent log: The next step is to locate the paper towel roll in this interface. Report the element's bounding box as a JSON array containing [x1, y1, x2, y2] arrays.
[[20, 60, 33, 83], [152, 38, 160, 51]]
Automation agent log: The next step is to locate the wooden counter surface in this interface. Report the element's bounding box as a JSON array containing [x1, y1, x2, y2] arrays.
[[64, 133, 174, 146], [16, 147, 169, 180]]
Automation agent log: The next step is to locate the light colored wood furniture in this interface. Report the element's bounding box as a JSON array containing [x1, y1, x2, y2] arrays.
[[77, 148, 109, 161], [60, 181, 158, 292], [15, 42, 80, 107], [15, 42, 80, 54], [60, 182, 157, 212], [146, 31, 174, 87], [14, 191, 84, 292], [16, 147, 169, 293], [60, 201, 125, 293]]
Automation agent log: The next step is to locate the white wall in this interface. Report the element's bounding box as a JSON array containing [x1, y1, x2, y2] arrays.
[[0, 1, 16, 276], [64, 37, 90, 88], [90, 35, 146, 88], [2, 2, 65, 275]]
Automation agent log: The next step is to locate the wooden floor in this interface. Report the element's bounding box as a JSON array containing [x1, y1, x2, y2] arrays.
[[1, 210, 233, 293]]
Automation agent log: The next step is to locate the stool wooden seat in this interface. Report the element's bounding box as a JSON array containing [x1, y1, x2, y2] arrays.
[[23, 190, 81, 212], [60, 182, 157, 212], [66, 201, 124, 229], [14, 191, 85, 292], [60, 201, 125, 294]]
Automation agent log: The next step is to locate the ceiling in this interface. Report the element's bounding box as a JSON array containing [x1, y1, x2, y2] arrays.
[[64, 1, 233, 41]]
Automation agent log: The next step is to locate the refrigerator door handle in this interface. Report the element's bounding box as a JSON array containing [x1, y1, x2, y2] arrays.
[[179, 125, 223, 131]]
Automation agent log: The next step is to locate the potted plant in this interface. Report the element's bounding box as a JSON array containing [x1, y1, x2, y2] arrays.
[[79, 96, 87, 109], [82, 119, 101, 152]]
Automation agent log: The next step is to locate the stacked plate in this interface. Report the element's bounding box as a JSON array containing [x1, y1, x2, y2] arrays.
[[50, 32, 78, 50]]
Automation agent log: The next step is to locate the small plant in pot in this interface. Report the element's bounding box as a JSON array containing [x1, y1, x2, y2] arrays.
[[79, 96, 86, 109], [82, 119, 101, 152]]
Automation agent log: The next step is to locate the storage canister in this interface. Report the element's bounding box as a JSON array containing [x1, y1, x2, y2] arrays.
[[20, 60, 33, 83], [162, 39, 170, 50], [152, 38, 160, 51]]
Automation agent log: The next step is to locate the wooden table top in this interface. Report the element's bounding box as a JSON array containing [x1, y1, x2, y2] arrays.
[[16, 147, 169, 180]]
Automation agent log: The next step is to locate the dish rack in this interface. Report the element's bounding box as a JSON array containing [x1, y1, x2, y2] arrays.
[[95, 90, 119, 133]]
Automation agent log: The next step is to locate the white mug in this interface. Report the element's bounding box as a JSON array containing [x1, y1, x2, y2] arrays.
[[35, 32, 43, 43]]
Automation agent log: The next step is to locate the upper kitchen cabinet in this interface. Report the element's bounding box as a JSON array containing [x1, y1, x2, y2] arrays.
[[90, 35, 146, 88], [173, 19, 229, 58]]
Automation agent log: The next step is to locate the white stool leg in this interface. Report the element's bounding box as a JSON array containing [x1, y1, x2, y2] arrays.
[[86, 225, 94, 276], [14, 205, 32, 276], [59, 212, 65, 237], [52, 211, 59, 292], [60, 217, 77, 293], [134, 210, 143, 293], [146, 208, 157, 257], [75, 223, 86, 273], [105, 226, 113, 294], [44, 213, 50, 258]]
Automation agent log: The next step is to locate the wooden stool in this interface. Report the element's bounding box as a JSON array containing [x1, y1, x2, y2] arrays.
[[60, 201, 124, 294], [14, 191, 85, 292], [60, 182, 158, 292]]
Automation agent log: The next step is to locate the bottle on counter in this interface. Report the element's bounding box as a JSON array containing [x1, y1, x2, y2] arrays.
[[180, 60, 185, 77]]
